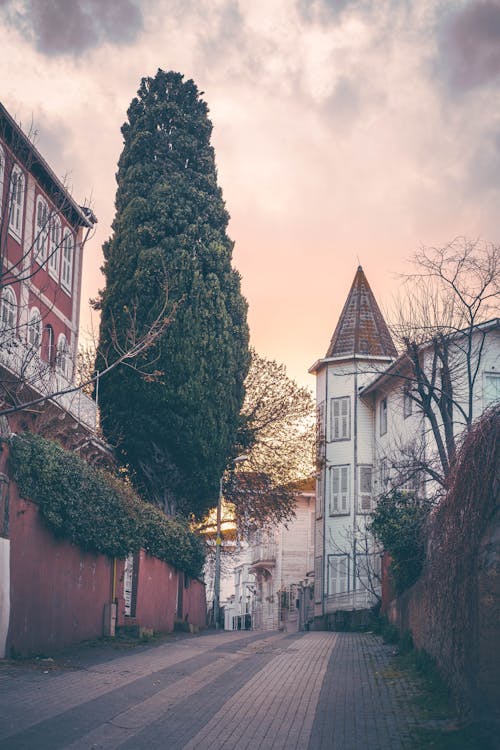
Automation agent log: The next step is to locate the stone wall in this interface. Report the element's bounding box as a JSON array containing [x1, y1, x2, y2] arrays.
[[386, 407, 499, 728]]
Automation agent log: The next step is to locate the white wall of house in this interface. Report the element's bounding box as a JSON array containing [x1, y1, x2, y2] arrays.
[[247, 490, 315, 632], [315, 356, 390, 618], [367, 325, 500, 499]]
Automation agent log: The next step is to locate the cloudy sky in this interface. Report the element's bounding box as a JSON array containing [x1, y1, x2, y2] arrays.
[[1, 0, 499, 388]]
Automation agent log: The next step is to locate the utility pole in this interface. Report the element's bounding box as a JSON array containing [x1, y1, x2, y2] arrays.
[[213, 455, 248, 630]]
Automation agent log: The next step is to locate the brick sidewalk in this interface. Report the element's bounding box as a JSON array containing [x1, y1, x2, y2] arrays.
[[0, 630, 422, 749]]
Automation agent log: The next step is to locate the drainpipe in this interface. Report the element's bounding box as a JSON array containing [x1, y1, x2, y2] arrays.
[[322, 364, 328, 619], [353, 368, 358, 592]]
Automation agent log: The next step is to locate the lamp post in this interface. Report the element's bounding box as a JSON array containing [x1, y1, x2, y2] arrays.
[[214, 454, 248, 630]]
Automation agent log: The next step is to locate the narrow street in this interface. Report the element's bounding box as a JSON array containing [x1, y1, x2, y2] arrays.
[[0, 630, 421, 750]]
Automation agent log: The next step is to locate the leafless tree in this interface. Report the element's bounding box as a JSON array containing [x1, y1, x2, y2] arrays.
[[226, 349, 315, 535], [385, 238, 499, 490]]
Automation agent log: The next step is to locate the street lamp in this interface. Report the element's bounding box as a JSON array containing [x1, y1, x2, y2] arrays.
[[214, 454, 248, 630]]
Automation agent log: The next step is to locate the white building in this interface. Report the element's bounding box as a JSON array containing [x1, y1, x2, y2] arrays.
[[243, 481, 316, 632], [310, 266, 499, 626], [224, 558, 255, 631]]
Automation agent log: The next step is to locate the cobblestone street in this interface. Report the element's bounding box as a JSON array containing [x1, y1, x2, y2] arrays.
[[0, 631, 422, 749]]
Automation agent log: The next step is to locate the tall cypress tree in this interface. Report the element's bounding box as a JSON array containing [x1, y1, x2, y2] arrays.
[[97, 70, 249, 518]]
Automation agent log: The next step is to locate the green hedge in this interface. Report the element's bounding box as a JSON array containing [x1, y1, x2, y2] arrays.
[[8, 433, 205, 578]]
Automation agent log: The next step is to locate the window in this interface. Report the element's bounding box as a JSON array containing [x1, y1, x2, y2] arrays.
[[0, 286, 17, 334], [358, 465, 373, 512], [328, 554, 349, 595], [8, 166, 24, 239], [56, 334, 70, 378], [61, 229, 74, 292], [314, 556, 323, 603], [34, 196, 49, 263], [27, 308, 42, 352], [356, 553, 381, 594], [379, 458, 389, 491], [48, 215, 61, 278], [316, 472, 324, 518], [330, 465, 350, 514], [43, 324, 55, 365], [316, 401, 326, 464], [483, 372, 500, 408], [403, 385, 412, 418], [380, 397, 387, 436], [330, 396, 350, 440]]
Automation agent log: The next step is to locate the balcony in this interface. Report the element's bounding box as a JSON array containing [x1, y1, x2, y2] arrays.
[[325, 588, 378, 613], [0, 339, 97, 431], [249, 541, 277, 568]]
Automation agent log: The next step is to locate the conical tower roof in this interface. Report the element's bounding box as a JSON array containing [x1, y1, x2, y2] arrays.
[[325, 266, 397, 358]]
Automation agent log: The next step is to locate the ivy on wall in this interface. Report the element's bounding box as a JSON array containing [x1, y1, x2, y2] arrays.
[[8, 433, 205, 578]]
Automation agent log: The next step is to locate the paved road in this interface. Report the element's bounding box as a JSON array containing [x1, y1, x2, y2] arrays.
[[0, 630, 420, 749]]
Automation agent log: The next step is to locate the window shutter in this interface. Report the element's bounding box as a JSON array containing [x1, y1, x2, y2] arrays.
[[340, 466, 349, 511], [333, 398, 340, 439], [331, 467, 340, 513], [341, 398, 348, 438], [330, 556, 348, 594], [359, 466, 372, 511]]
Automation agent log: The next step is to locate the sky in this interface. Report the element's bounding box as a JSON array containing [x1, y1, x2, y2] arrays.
[[1, 0, 499, 389]]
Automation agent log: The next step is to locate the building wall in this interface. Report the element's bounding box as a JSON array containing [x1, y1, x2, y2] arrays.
[[250, 491, 315, 631], [0, 122, 88, 384], [370, 327, 500, 498], [316, 358, 388, 614]]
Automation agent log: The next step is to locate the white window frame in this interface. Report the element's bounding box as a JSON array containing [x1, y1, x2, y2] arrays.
[[356, 553, 381, 594], [358, 465, 373, 513], [8, 165, 25, 240], [328, 554, 349, 595], [43, 324, 55, 366], [316, 472, 324, 519], [56, 333, 70, 378], [61, 229, 74, 293], [27, 307, 42, 353], [380, 397, 388, 436], [34, 195, 49, 264], [330, 396, 351, 441], [48, 214, 62, 279], [0, 286, 17, 335], [329, 464, 350, 515], [483, 371, 500, 408]]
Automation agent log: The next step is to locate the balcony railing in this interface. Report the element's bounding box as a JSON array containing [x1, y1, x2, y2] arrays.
[[0, 339, 97, 430], [250, 542, 277, 566], [325, 588, 378, 613]]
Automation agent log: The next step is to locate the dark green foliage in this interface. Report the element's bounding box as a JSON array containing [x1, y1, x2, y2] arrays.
[[9, 434, 205, 577], [369, 491, 431, 594], [97, 69, 249, 518]]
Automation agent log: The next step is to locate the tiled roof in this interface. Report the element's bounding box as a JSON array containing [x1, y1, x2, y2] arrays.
[[325, 266, 397, 359]]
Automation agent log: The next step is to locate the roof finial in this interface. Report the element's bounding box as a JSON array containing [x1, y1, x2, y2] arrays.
[[357, 255, 362, 271]]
